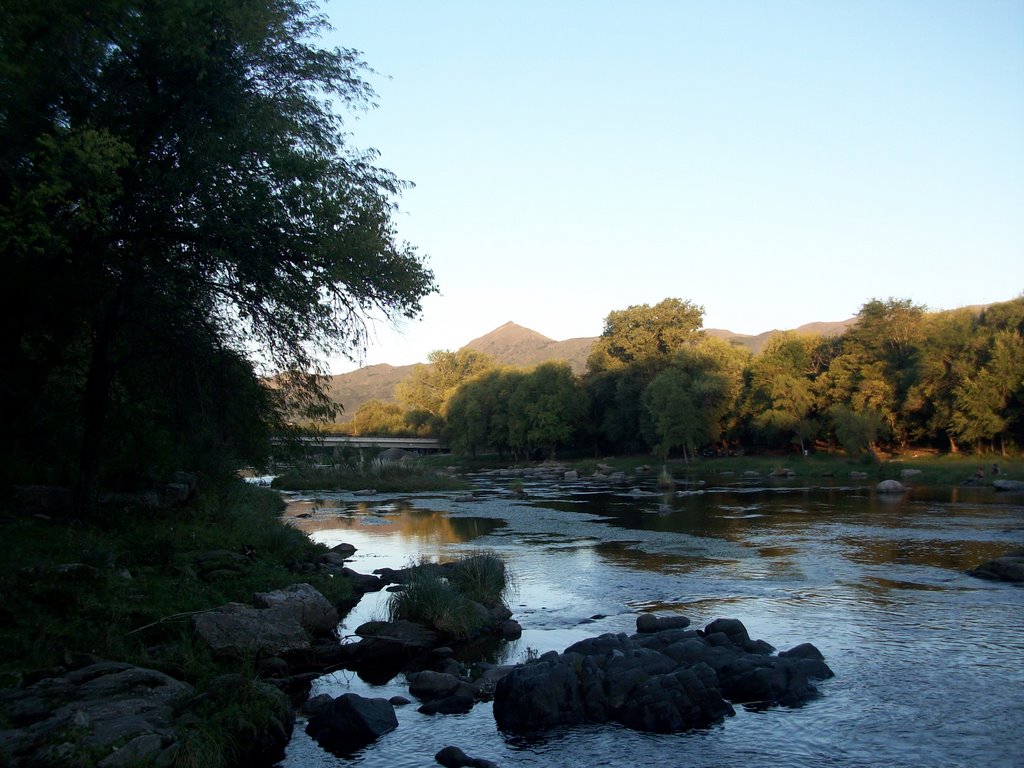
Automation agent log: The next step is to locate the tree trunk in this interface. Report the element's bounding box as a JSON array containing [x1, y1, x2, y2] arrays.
[[73, 293, 124, 519]]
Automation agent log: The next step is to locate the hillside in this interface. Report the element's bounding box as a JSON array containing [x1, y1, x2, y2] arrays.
[[706, 319, 857, 355], [462, 321, 594, 373], [323, 318, 856, 414]]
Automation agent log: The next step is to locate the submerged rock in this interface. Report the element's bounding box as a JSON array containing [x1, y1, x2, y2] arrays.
[[435, 745, 499, 768], [967, 549, 1024, 583], [492, 616, 832, 734]]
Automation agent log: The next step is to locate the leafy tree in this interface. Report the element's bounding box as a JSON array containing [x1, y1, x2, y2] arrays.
[[0, 0, 437, 511], [345, 400, 408, 436], [444, 367, 523, 459], [828, 404, 888, 456], [950, 329, 1024, 453], [742, 333, 818, 452], [507, 363, 587, 459], [905, 308, 977, 451], [396, 349, 495, 418], [586, 298, 705, 375], [641, 339, 744, 461]]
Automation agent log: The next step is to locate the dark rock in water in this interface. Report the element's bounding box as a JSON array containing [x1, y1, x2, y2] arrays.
[[342, 567, 385, 593], [967, 549, 1024, 583], [636, 613, 691, 633], [330, 542, 358, 558], [993, 479, 1024, 492], [493, 616, 833, 734], [435, 745, 499, 768], [300, 693, 334, 718], [305, 693, 398, 755], [409, 670, 478, 715]]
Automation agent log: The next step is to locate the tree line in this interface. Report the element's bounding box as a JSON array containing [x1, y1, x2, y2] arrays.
[[346, 296, 1024, 460]]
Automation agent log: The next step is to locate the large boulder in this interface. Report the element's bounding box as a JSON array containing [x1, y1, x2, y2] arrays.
[[493, 617, 832, 734], [876, 479, 907, 494], [305, 693, 398, 755], [192, 602, 310, 659], [253, 583, 339, 636]]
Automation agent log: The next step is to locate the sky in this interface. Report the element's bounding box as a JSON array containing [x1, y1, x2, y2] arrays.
[[320, 0, 1024, 374]]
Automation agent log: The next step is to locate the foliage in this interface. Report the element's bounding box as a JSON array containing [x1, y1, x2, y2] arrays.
[[396, 349, 496, 417], [437, 295, 1024, 461], [742, 332, 818, 452], [0, 0, 436, 511], [586, 298, 705, 374], [641, 339, 746, 461], [829, 403, 888, 455], [342, 400, 422, 437], [445, 364, 586, 460]]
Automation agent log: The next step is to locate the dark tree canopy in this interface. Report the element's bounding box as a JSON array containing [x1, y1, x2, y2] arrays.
[[0, 0, 437, 505]]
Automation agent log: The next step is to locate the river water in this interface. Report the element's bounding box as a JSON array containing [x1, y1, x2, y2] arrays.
[[275, 471, 1024, 768]]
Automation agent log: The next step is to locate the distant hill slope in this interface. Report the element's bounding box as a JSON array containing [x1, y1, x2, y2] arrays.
[[324, 363, 415, 417], [462, 321, 594, 373], [706, 319, 857, 355], [324, 317, 856, 414]]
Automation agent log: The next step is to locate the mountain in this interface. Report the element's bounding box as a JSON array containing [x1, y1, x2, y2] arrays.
[[462, 321, 594, 373], [323, 318, 856, 415], [324, 363, 415, 417]]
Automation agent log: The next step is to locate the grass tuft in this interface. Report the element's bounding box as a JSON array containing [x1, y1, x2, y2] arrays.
[[386, 552, 512, 639]]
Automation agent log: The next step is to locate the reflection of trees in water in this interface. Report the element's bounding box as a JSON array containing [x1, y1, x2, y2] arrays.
[[840, 535, 1012, 572], [286, 501, 503, 545]]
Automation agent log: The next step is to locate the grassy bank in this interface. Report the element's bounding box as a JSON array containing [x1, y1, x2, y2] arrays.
[[272, 457, 471, 492], [0, 481, 351, 688], [423, 450, 1023, 488]]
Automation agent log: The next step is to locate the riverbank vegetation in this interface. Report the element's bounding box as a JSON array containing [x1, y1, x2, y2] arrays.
[[0, 483, 349, 688], [272, 455, 470, 492], [375, 297, 1022, 463]]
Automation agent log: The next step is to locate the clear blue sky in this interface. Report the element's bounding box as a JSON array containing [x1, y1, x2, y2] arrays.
[[322, 0, 1024, 373]]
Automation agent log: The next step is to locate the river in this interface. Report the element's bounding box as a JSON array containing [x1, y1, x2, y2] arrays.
[[275, 470, 1024, 768]]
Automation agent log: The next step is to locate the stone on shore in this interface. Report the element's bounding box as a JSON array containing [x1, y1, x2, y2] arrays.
[[0, 662, 190, 768], [876, 479, 906, 494]]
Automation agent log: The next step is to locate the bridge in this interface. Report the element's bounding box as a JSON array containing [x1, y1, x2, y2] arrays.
[[291, 435, 447, 453]]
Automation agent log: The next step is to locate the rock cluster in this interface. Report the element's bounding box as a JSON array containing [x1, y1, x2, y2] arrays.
[[0, 662, 293, 767], [493, 616, 832, 734]]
